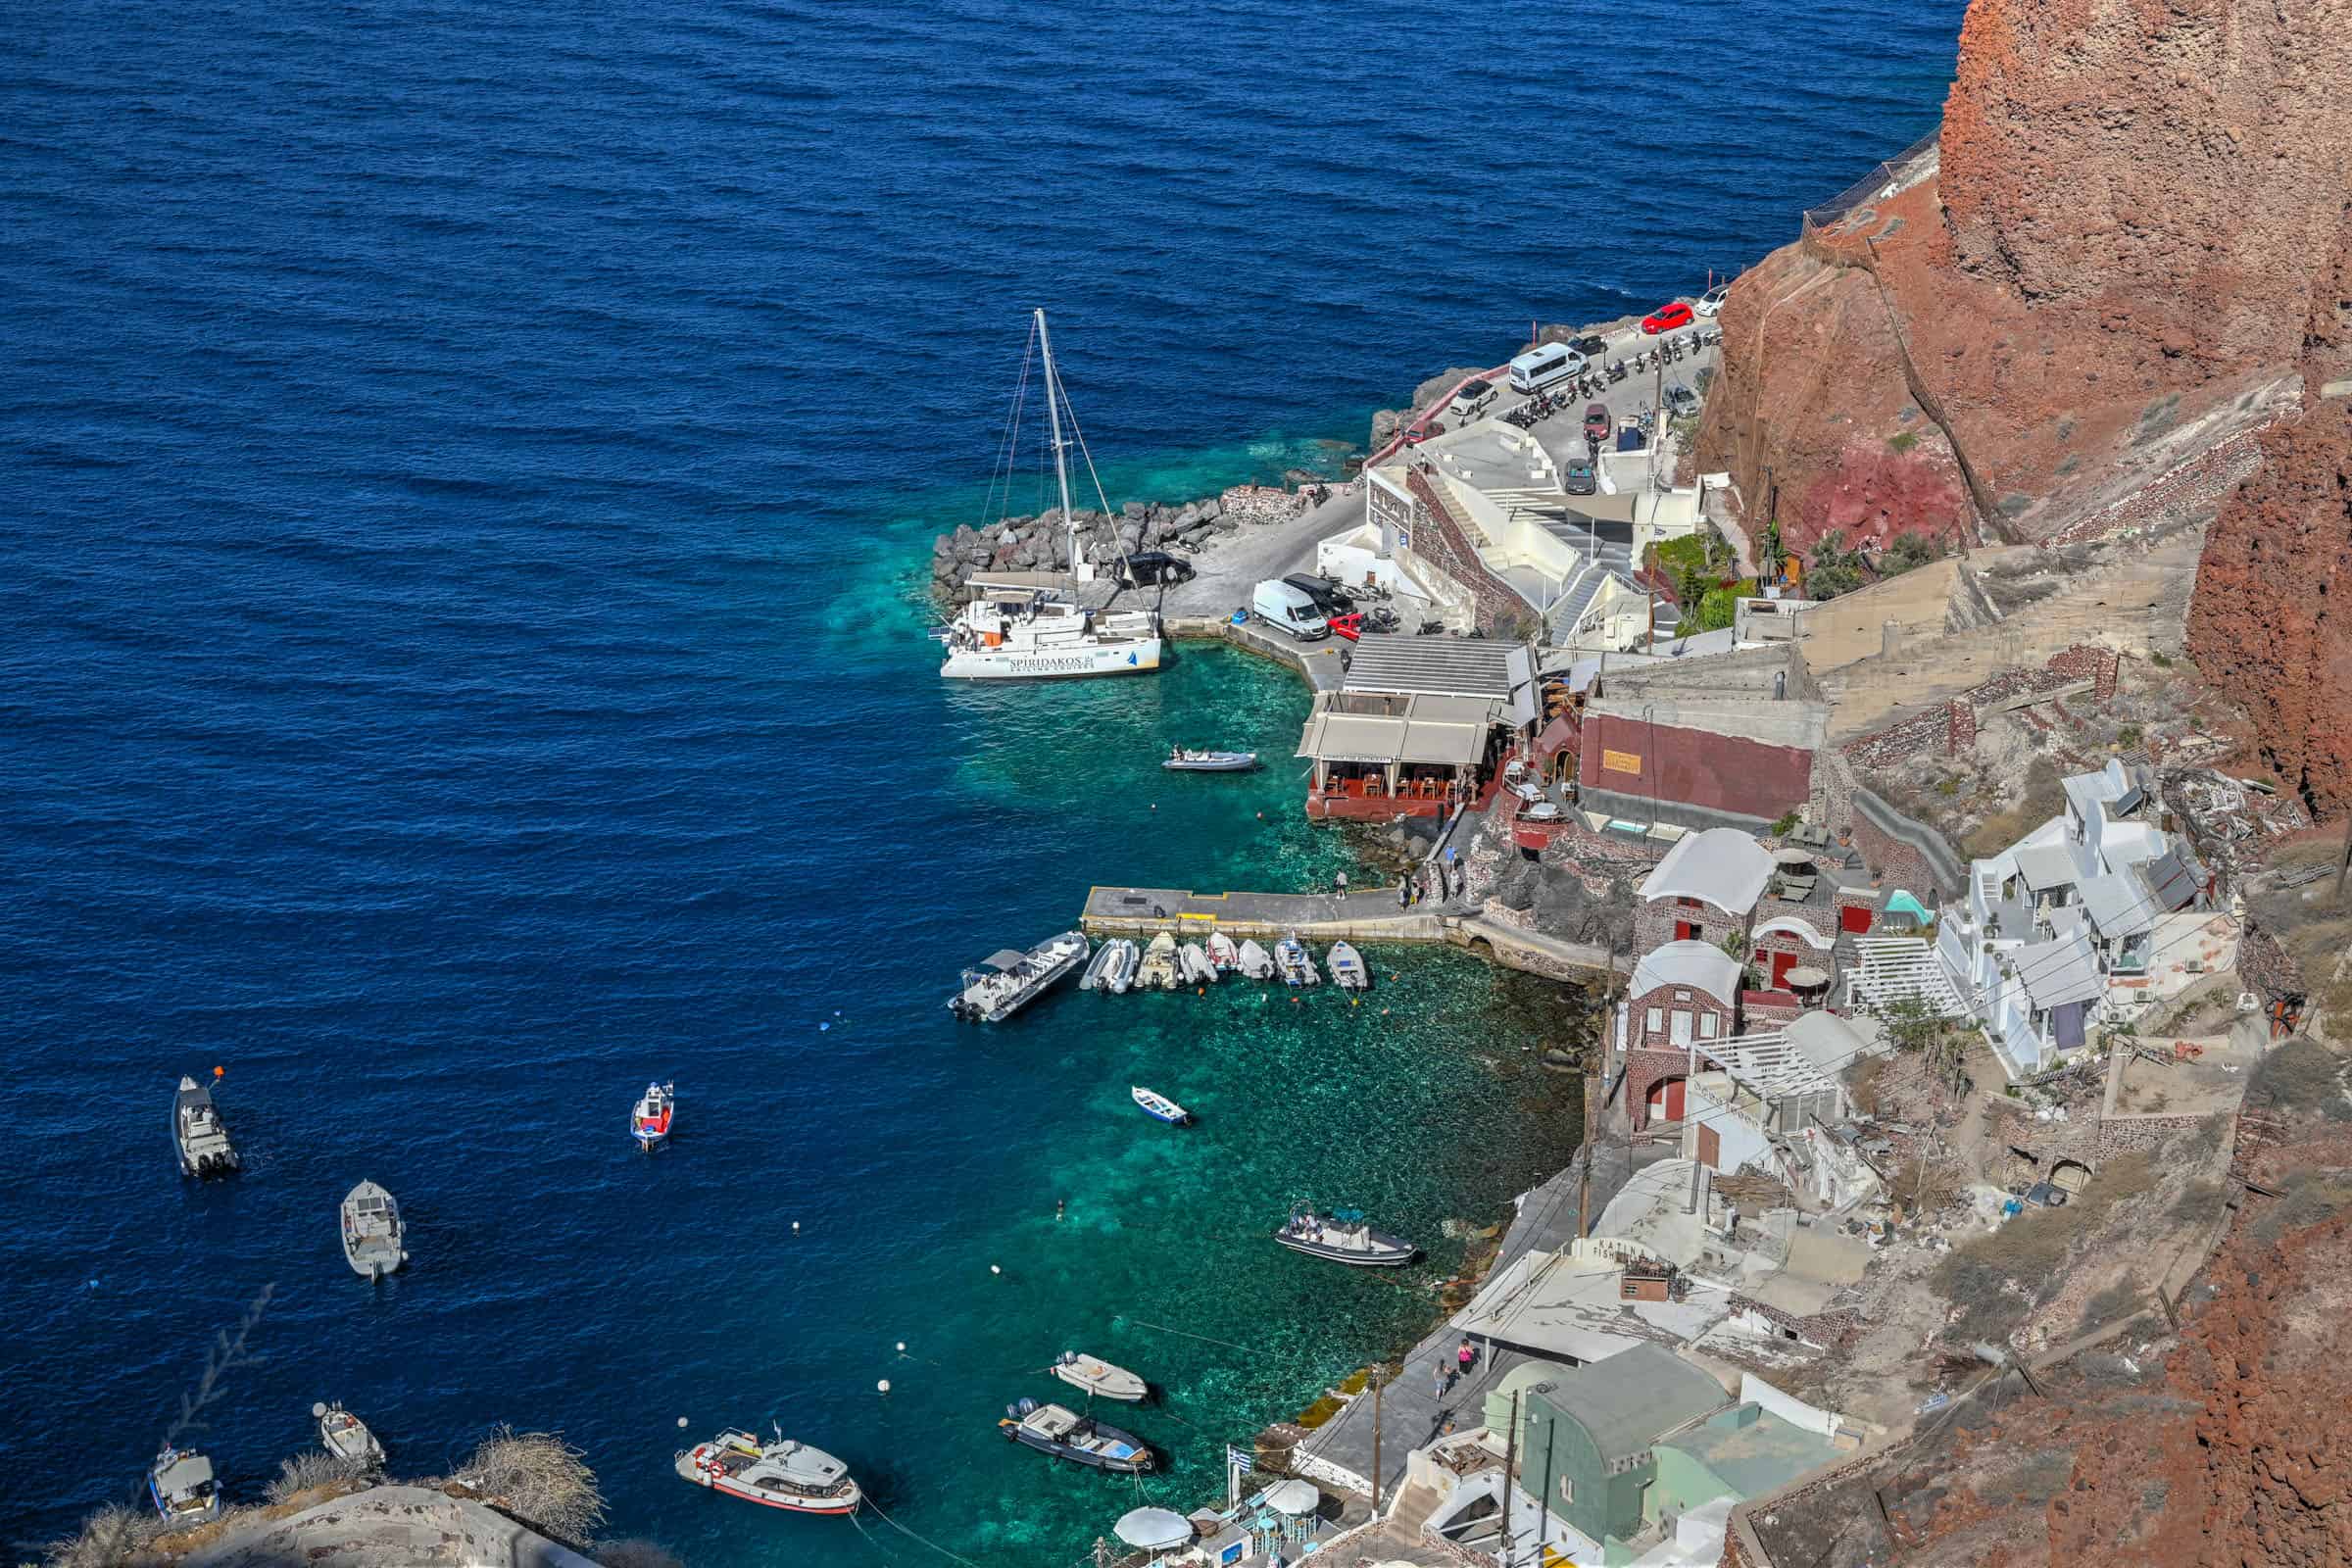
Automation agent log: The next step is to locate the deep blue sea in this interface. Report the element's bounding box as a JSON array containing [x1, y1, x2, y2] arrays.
[[0, 2, 1963, 1560]]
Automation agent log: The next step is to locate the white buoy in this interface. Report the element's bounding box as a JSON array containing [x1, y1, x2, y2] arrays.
[[896, 1341, 906, 1353], [792, 1220, 801, 1234], [877, 1379, 892, 1395], [677, 1416, 689, 1429], [990, 1263, 1002, 1275]]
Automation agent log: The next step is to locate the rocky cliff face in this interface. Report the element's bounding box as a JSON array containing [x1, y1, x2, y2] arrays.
[[1695, 0, 2352, 804]]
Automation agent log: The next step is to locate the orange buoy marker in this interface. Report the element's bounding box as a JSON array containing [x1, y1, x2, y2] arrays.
[[213, 1066, 224, 1079]]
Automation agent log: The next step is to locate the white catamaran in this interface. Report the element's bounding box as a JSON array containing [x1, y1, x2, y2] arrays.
[[939, 311, 1162, 681]]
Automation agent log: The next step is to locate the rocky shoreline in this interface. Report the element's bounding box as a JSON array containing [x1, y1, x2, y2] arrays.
[[927, 481, 1328, 600]]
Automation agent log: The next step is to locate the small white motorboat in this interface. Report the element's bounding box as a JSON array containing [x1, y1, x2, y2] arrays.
[[1275, 935, 1321, 987], [1274, 1205, 1416, 1267], [1162, 748, 1259, 772], [1206, 931, 1240, 972], [676, 1425, 861, 1515], [1001, 1398, 1153, 1473], [314, 1401, 385, 1468], [1130, 1086, 1192, 1125], [631, 1081, 676, 1150], [1327, 942, 1369, 991], [1178, 941, 1218, 986], [172, 1073, 240, 1179], [1236, 939, 1277, 980], [149, 1444, 221, 1525], [1136, 932, 1180, 992], [949, 930, 1091, 1022], [1102, 938, 1140, 995], [1079, 940, 1123, 992], [341, 1180, 408, 1280], [1054, 1349, 1150, 1402]]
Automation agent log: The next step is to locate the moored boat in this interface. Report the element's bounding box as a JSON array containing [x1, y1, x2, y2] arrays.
[[1275, 936, 1321, 987], [1274, 1205, 1416, 1267], [936, 312, 1160, 682], [340, 1180, 408, 1280], [314, 1401, 384, 1468], [1178, 941, 1218, 986], [631, 1081, 676, 1150], [1053, 1350, 1150, 1402], [1327, 942, 1369, 991], [1236, 939, 1277, 980], [1206, 931, 1240, 972], [1079, 940, 1122, 992], [1162, 748, 1258, 772], [1102, 938, 1140, 995], [148, 1444, 221, 1525], [172, 1073, 239, 1179], [1130, 1085, 1192, 1125], [949, 930, 1090, 1022], [676, 1425, 861, 1515], [1000, 1398, 1153, 1473], [1135, 932, 1180, 992]]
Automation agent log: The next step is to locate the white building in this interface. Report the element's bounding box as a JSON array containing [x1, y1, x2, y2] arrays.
[[1936, 758, 2233, 1078]]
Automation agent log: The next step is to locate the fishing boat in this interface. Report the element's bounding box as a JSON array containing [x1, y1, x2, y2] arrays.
[[340, 1180, 408, 1280], [149, 1444, 222, 1525], [1236, 939, 1277, 980], [1130, 1086, 1192, 1125], [675, 1425, 861, 1515], [314, 1401, 384, 1468], [1135, 932, 1180, 992], [1275, 935, 1321, 987], [172, 1073, 239, 1179], [1053, 1350, 1150, 1402], [1162, 748, 1258, 772], [948, 930, 1090, 1022], [1206, 931, 1240, 972], [1178, 941, 1218, 986], [1327, 942, 1370, 991], [631, 1081, 676, 1150], [999, 1398, 1154, 1473], [1273, 1205, 1417, 1267], [937, 312, 1161, 681], [1101, 938, 1140, 995]]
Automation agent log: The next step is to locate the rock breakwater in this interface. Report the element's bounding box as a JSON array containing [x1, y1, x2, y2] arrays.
[[929, 483, 1325, 599]]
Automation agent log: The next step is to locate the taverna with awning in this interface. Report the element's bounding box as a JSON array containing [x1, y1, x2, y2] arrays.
[[1296, 634, 1539, 819]]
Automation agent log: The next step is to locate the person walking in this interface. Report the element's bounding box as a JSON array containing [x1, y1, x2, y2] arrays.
[[1335, 869, 1348, 899], [1457, 1338, 1477, 1379], [1397, 873, 1410, 909], [1433, 1359, 1448, 1398]]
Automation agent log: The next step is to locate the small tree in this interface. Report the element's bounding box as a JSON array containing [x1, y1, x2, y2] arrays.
[[1882, 530, 1944, 575], [1878, 996, 1968, 1099], [1807, 529, 1863, 600]]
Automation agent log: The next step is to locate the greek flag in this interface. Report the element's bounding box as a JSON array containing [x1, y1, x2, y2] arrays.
[[1226, 1445, 1253, 1472]]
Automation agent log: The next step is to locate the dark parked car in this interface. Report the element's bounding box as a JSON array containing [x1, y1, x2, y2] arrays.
[[1583, 403, 1612, 443], [1663, 382, 1701, 419], [1121, 551, 1196, 587], [1564, 458, 1596, 496], [1570, 334, 1606, 357], [1282, 573, 1357, 614]]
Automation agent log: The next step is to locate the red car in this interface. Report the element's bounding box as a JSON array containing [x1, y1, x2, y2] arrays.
[[1583, 403, 1612, 442], [1327, 612, 1364, 642], [1642, 302, 1694, 334]]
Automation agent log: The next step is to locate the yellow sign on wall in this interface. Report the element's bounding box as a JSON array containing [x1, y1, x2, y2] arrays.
[[1601, 748, 1642, 775]]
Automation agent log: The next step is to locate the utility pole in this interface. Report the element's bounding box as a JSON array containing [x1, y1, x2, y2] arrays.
[[1684, 1024, 1703, 1214], [1501, 1390, 1520, 1567], [1370, 1364, 1385, 1517]]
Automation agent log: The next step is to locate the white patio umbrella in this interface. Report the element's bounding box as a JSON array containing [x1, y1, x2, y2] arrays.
[[1264, 1478, 1320, 1516], [1114, 1507, 1194, 1552]]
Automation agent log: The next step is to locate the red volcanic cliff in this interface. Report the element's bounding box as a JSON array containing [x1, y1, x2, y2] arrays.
[[1696, 0, 2352, 808]]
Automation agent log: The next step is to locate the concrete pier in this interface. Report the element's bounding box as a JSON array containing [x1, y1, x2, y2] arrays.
[[1079, 888, 1614, 981]]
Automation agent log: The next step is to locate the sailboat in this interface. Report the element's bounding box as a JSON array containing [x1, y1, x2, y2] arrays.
[[938, 311, 1162, 681]]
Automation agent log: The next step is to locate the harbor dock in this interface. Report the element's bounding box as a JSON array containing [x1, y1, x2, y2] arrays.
[[1079, 888, 1614, 980]]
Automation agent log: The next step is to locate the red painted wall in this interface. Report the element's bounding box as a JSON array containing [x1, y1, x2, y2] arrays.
[[1579, 713, 1812, 822]]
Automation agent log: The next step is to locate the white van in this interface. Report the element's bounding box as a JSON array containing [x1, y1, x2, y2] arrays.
[[1506, 343, 1587, 395], [1251, 579, 1330, 640]]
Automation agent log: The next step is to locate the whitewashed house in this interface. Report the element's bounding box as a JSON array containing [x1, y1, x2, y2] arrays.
[[1935, 759, 2227, 1078]]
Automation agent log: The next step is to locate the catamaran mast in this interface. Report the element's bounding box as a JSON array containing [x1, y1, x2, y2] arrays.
[[1034, 308, 1083, 583]]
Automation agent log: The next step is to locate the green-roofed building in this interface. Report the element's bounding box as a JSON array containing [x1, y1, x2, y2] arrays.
[[1514, 1344, 1728, 1550]]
